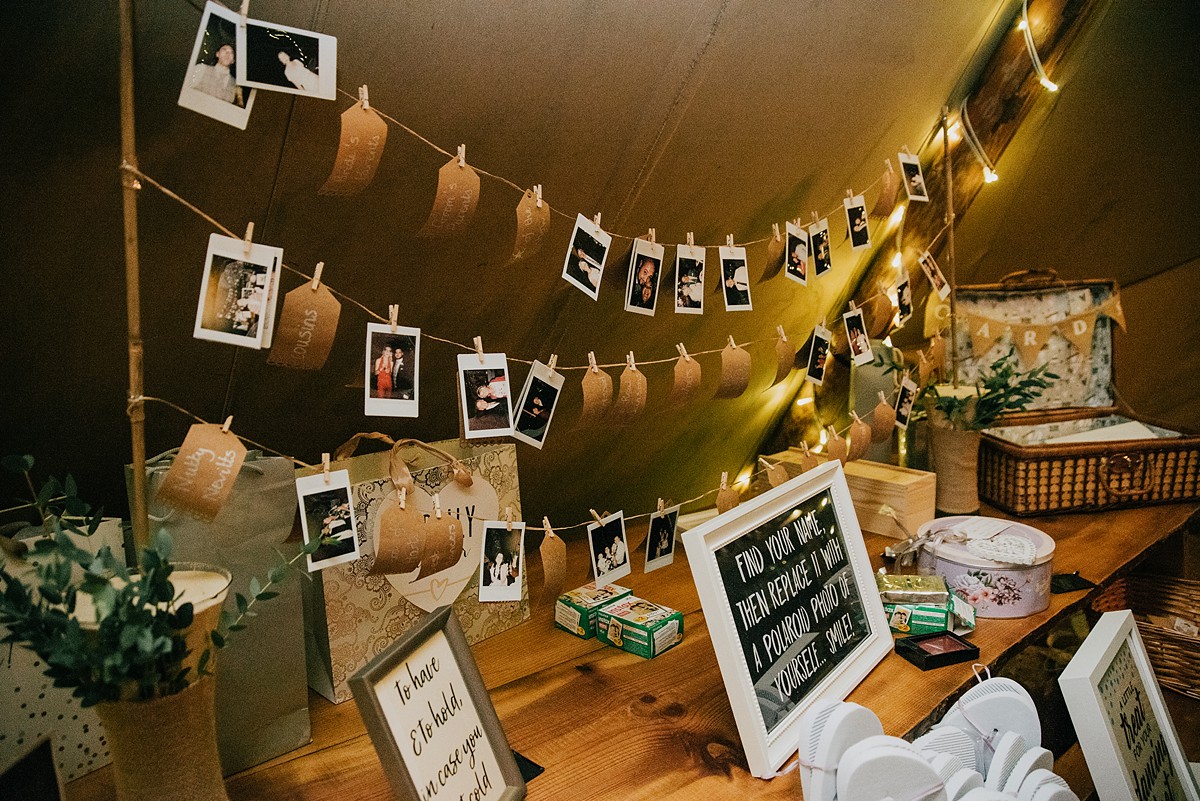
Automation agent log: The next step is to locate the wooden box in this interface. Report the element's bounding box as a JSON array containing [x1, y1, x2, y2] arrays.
[[767, 451, 935, 539]]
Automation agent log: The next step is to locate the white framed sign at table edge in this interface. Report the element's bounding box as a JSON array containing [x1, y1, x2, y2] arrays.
[[681, 460, 892, 779], [1058, 609, 1200, 801]]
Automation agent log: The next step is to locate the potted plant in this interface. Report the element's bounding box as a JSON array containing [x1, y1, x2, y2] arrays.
[[0, 456, 327, 801], [921, 352, 1057, 513]]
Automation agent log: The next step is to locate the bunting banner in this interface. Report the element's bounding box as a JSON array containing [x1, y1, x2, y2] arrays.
[[962, 294, 1125, 366]]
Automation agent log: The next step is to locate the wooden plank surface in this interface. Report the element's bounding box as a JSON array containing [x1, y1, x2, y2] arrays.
[[66, 502, 1199, 800]]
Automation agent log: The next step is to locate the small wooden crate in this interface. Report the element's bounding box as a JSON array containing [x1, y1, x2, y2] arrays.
[[767, 451, 935, 539]]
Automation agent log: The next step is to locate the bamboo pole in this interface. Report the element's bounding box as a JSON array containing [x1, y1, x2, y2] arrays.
[[942, 105, 960, 388], [119, 0, 150, 552]]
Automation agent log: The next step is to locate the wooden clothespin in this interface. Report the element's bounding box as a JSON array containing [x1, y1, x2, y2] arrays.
[[676, 343, 691, 362], [849, 299, 858, 311], [242, 221, 254, 258], [547, 354, 558, 373], [534, 184, 543, 208], [542, 516, 555, 538], [657, 497, 665, 513], [777, 324, 787, 342], [811, 211, 820, 225], [758, 456, 773, 471], [322, 452, 331, 484], [388, 304, 399, 333], [398, 486, 407, 510], [358, 85, 370, 110], [311, 261, 324, 291], [627, 352, 637, 371], [772, 223, 781, 241], [728, 335, 738, 349], [846, 189, 854, 200], [456, 144, 466, 168], [587, 352, 599, 373], [433, 493, 442, 519], [726, 234, 735, 248], [589, 508, 603, 524], [504, 506, 514, 531], [474, 336, 485, 364], [720, 471, 729, 490], [878, 390, 889, 404], [221, 415, 233, 433], [592, 212, 602, 229], [647, 228, 656, 244], [686, 232, 695, 247]]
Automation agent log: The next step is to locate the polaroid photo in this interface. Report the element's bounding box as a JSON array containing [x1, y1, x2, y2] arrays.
[[809, 218, 832, 277], [178, 2, 256, 129], [845, 194, 870, 250], [720, 245, 752, 311], [784, 221, 809, 286], [364, 323, 420, 417], [236, 17, 337, 100], [512, 360, 565, 449], [459, 352, 515, 439], [894, 374, 919, 430], [843, 307, 874, 366], [644, 504, 681, 574], [899, 151, 929, 202], [624, 238, 665, 316], [919, 250, 951, 300], [478, 521, 525, 603], [674, 243, 706, 315], [193, 233, 282, 350], [805, 324, 832, 386], [588, 511, 631, 586], [296, 470, 360, 571], [896, 278, 913, 327], [562, 213, 612, 300]]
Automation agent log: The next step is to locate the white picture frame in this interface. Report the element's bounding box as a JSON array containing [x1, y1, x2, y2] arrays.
[[193, 233, 281, 350], [899, 151, 930, 202], [844, 194, 870, 250], [919, 250, 951, 300], [682, 461, 892, 778], [478, 521, 525, 603], [644, 504, 681, 574], [809, 218, 832, 277], [1059, 609, 1200, 801], [784, 221, 809, 286]]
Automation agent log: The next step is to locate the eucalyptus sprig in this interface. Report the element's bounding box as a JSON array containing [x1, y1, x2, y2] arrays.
[[924, 350, 1058, 431]]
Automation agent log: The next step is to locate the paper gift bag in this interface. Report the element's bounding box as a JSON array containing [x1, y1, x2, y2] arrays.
[[130, 450, 310, 775], [299, 436, 527, 704]]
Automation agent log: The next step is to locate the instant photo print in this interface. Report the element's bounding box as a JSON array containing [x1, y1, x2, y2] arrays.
[[784, 221, 809, 286], [587, 511, 631, 586], [512, 360, 564, 449], [458, 352, 515, 439], [809, 218, 832, 277], [562, 214, 612, 300], [720, 245, 752, 311], [178, 1, 255, 129], [364, 323, 420, 418], [843, 308, 874, 366], [894, 374, 919, 429], [625, 238, 665, 316], [674, 243, 706, 314], [644, 504, 680, 573], [805, 325, 832, 386], [896, 278, 913, 326], [193, 233, 281, 350], [296, 470, 360, 571], [899, 151, 929, 202], [479, 522, 524, 603], [919, 251, 951, 300], [844, 194, 870, 250], [236, 17, 337, 100]]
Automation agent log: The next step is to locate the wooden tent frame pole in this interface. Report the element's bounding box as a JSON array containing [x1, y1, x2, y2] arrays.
[[941, 105, 960, 388], [119, 0, 150, 551]]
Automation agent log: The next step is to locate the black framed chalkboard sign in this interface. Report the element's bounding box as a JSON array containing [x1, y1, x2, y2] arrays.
[[682, 460, 892, 778]]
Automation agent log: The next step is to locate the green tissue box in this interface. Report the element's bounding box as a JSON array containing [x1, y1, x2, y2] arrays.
[[596, 596, 683, 659]]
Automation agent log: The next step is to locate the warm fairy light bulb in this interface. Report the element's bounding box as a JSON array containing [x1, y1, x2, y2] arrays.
[[984, 167, 999, 183], [888, 205, 906, 227], [735, 468, 752, 488], [794, 397, 813, 408], [891, 252, 903, 268], [947, 122, 963, 144], [1039, 76, 1059, 92], [1018, 18, 1028, 30], [883, 336, 894, 348], [819, 428, 829, 445]]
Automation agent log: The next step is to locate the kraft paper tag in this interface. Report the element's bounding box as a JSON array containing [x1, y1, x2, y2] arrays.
[[668, 355, 702, 407], [577, 368, 614, 428], [870, 162, 900, 218], [716, 343, 752, 399], [538, 529, 567, 608], [798, 445, 821, 473], [371, 503, 426, 575], [155, 423, 247, 522], [848, 417, 873, 461], [766, 462, 790, 488], [864, 293, 894, 338], [871, 398, 897, 442], [419, 156, 480, 237], [417, 515, 465, 579], [716, 486, 739, 514], [510, 189, 551, 263], [266, 283, 341, 369], [609, 364, 647, 423], [760, 231, 786, 281], [826, 427, 849, 464], [773, 336, 796, 385], [319, 104, 388, 196]]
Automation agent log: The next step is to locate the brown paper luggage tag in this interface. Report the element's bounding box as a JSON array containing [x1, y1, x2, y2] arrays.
[[319, 95, 388, 196], [773, 327, 796, 385], [417, 502, 464, 579], [576, 354, 613, 428], [798, 441, 821, 473], [715, 472, 740, 513], [510, 186, 551, 263], [825, 426, 849, 464], [668, 346, 702, 407], [537, 517, 567, 608], [871, 391, 897, 441], [847, 414, 873, 461], [759, 224, 786, 281], [372, 498, 426, 575], [869, 160, 900, 218], [761, 457, 790, 488], [419, 146, 480, 237], [155, 421, 247, 522], [267, 267, 341, 370], [716, 337, 752, 398], [609, 354, 647, 423]]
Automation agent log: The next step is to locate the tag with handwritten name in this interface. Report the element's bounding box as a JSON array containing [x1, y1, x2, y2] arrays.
[[319, 103, 388, 196], [510, 188, 550, 263], [576, 368, 613, 429], [716, 343, 752, 398], [155, 423, 247, 521], [419, 156, 480, 237], [267, 283, 341, 369], [774, 336, 796, 385], [669, 354, 702, 407]]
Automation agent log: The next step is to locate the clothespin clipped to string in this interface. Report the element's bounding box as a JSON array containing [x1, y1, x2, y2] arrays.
[[647, 228, 656, 244], [589, 508, 604, 524], [542, 516, 555, 538], [900, 145, 911, 157], [242, 222, 254, 258], [311, 261, 325, 291], [728, 335, 738, 349], [587, 352, 599, 373], [846, 189, 854, 200], [433, 493, 442, 520], [358, 85, 370, 110], [456, 144, 466, 168], [721, 471, 729, 490], [772, 223, 781, 242], [849, 299, 858, 312], [398, 487, 407, 510], [504, 506, 514, 531], [322, 452, 331, 485], [811, 211, 820, 225], [221, 416, 234, 433], [547, 354, 559, 374], [677, 343, 691, 362], [726, 234, 735, 247], [474, 336, 485, 364], [592, 213, 602, 229], [388, 304, 399, 333], [657, 497, 665, 514], [534, 184, 543, 208], [777, 324, 788, 343], [627, 351, 638, 371], [686, 232, 695, 247]]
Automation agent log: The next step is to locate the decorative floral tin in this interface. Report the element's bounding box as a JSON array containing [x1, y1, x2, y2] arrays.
[[914, 516, 1055, 618]]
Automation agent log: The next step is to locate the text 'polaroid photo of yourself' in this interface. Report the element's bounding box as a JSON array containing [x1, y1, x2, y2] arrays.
[[588, 511, 631, 587], [844, 307, 874, 366], [625, 238, 666, 316], [674, 243, 706, 315], [178, 1, 256, 129], [479, 521, 525, 603], [296, 470, 360, 571], [919, 251, 951, 300], [644, 504, 681, 574], [844, 194, 870, 250], [894, 374, 919, 430], [809, 218, 832, 277], [784, 221, 809, 286], [236, 17, 337, 100], [458, 352, 515, 439], [364, 322, 420, 418], [193, 233, 281, 351], [805, 324, 832, 386], [512, 360, 565, 449], [562, 213, 612, 300], [720, 245, 752, 312], [899, 151, 930, 202]]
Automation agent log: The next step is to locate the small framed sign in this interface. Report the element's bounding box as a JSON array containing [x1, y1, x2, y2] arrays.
[[682, 461, 892, 778], [349, 606, 526, 801], [1059, 609, 1200, 801]]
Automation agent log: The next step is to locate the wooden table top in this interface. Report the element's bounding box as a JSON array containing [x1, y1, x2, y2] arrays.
[[67, 501, 1199, 801]]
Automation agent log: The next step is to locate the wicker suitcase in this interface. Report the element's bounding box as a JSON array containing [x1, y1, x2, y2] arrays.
[[948, 269, 1200, 516]]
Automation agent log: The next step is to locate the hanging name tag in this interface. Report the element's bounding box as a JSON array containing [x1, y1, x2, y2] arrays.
[[419, 156, 481, 237], [761, 230, 786, 281], [716, 343, 752, 399], [610, 363, 647, 423], [319, 104, 388, 196], [669, 355, 702, 407], [577, 368, 613, 429], [538, 530, 567, 608], [155, 423, 247, 521], [510, 188, 551, 263], [267, 283, 341, 369], [773, 336, 796, 385]]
